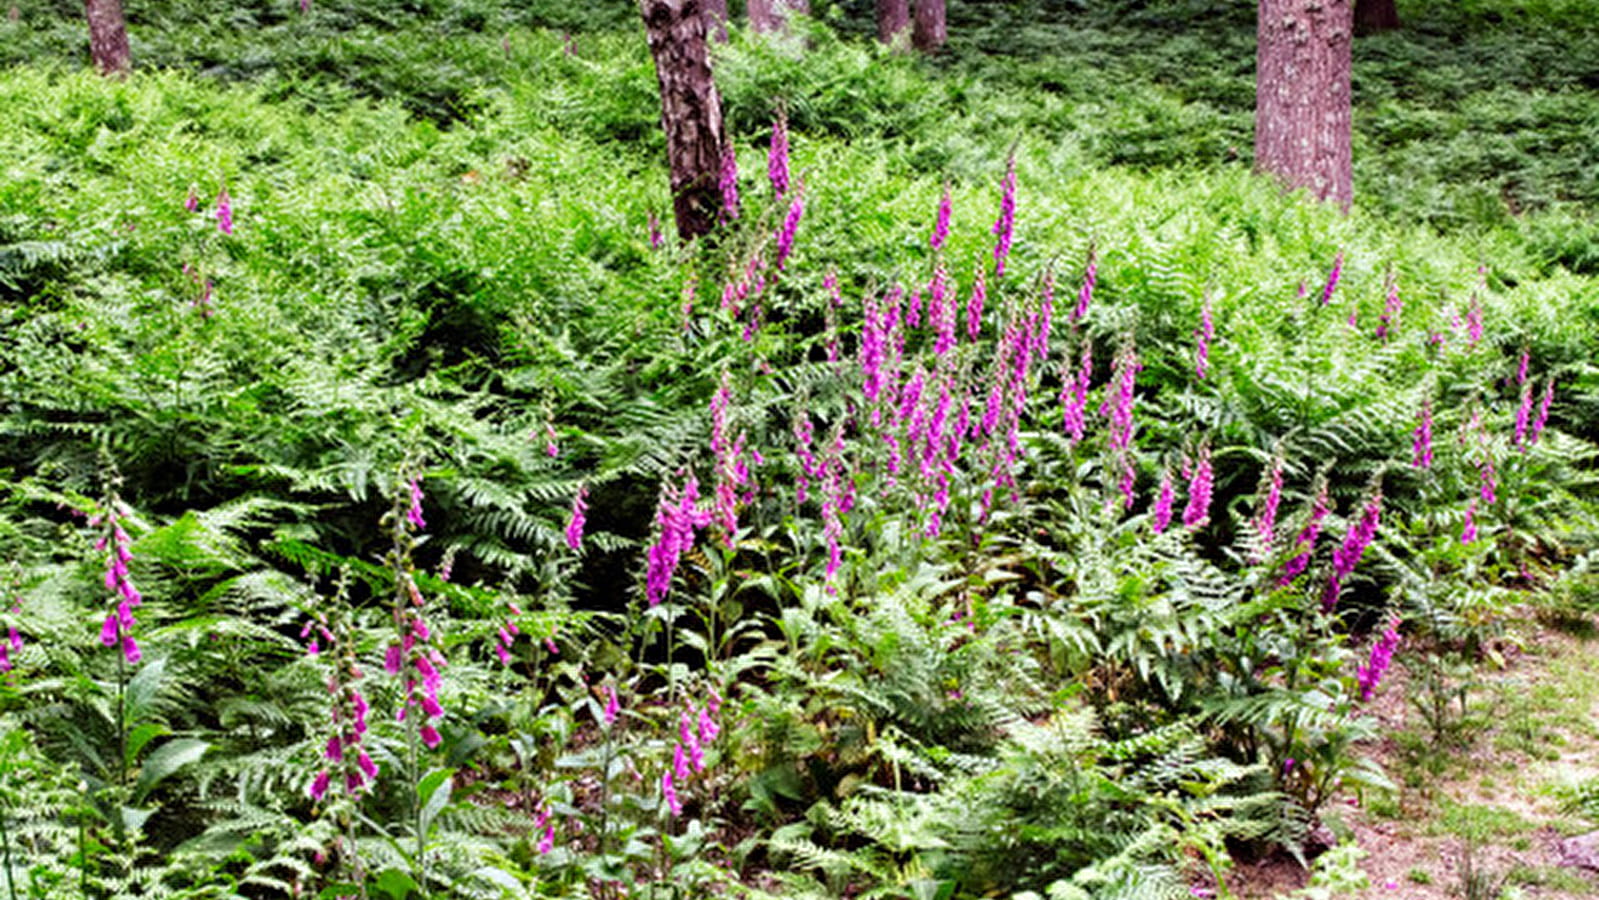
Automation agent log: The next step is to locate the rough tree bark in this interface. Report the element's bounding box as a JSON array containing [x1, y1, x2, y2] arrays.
[[1254, 0, 1353, 211], [912, 0, 946, 53], [702, 0, 729, 42], [748, 0, 808, 35], [1354, 0, 1399, 34], [641, 0, 733, 241], [877, 0, 910, 46], [85, 0, 131, 77]]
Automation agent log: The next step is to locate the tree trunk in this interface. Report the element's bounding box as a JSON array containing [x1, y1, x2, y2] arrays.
[[1354, 0, 1399, 34], [703, 0, 728, 42], [85, 0, 131, 77], [877, 0, 910, 45], [748, 0, 808, 34], [912, 0, 946, 53], [641, 0, 732, 241], [1254, 0, 1353, 211]]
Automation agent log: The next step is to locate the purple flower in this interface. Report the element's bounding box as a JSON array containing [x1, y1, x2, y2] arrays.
[[774, 187, 804, 270], [929, 263, 956, 356], [662, 771, 682, 816], [603, 684, 620, 726], [565, 485, 589, 551], [719, 144, 739, 223], [406, 478, 426, 531], [1151, 472, 1175, 534], [1280, 484, 1330, 586], [1323, 488, 1383, 612], [1194, 295, 1214, 380], [215, 186, 233, 235], [420, 724, 442, 749], [1060, 339, 1092, 446], [1515, 349, 1530, 386], [184, 185, 200, 212], [930, 183, 951, 252], [1252, 455, 1285, 561], [1465, 291, 1484, 347], [1182, 445, 1213, 529], [1320, 251, 1342, 307], [1530, 377, 1555, 444], [1460, 500, 1478, 544], [1072, 248, 1096, 324], [1513, 379, 1535, 449], [1412, 399, 1433, 469], [645, 474, 705, 607], [1356, 617, 1401, 702], [310, 769, 331, 800], [768, 112, 790, 197], [648, 210, 663, 249], [1098, 337, 1139, 453], [1375, 273, 1401, 341], [991, 155, 1016, 278], [537, 821, 555, 855], [966, 258, 986, 340]]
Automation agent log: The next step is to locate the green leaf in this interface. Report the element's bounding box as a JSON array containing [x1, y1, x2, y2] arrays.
[[371, 868, 419, 900], [418, 768, 454, 837], [132, 737, 208, 804]]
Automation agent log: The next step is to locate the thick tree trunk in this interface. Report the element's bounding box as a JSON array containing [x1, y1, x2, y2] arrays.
[[912, 0, 946, 53], [85, 0, 131, 77], [1354, 0, 1399, 34], [641, 0, 732, 241], [702, 0, 728, 42], [1254, 0, 1353, 211], [748, 0, 808, 34], [877, 0, 910, 45]]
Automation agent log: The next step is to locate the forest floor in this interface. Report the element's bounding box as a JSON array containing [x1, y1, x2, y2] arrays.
[[1230, 613, 1599, 900]]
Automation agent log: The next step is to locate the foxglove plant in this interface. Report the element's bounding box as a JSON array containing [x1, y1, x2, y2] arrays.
[[1280, 481, 1330, 586], [0, 567, 22, 676], [215, 186, 233, 235], [1412, 399, 1433, 469], [1323, 486, 1383, 612], [1182, 443, 1213, 529], [1374, 273, 1401, 341], [1251, 452, 1285, 562], [308, 610, 377, 801], [1320, 251, 1342, 307], [966, 257, 987, 341], [767, 111, 789, 197], [387, 475, 446, 750], [645, 473, 706, 608], [1060, 338, 1092, 447], [95, 498, 142, 665], [774, 185, 804, 270], [1460, 500, 1478, 544], [1072, 247, 1096, 324], [1530, 377, 1555, 444], [991, 155, 1016, 278], [929, 262, 956, 356], [930, 183, 951, 252], [565, 485, 589, 551], [1150, 472, 1175, 534], [1194, 295, 1214, 380], [1513, 380, 1535, 449], [1355, 616, 1401, 702]]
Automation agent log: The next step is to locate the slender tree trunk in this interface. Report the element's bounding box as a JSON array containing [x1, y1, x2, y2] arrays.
[[85, 0, 131, 77], [748, 0, 808, 34], [703, 0, 728, 42], [877, 0, 910, 45], [912, 0, 946, 53], [1354, 0, 1399, 34], [1254, 0, 1353, 211], [641, 0, 732, 241]]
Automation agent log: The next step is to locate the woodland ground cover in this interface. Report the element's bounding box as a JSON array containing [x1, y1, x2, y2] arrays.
[[1, 1, 1599, 898]]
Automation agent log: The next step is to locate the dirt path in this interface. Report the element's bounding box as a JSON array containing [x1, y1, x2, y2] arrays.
[[1230, 618, 1599, 900]]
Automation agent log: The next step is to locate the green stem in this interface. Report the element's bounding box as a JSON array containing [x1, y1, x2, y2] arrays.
[[116, 650, 127, 789]]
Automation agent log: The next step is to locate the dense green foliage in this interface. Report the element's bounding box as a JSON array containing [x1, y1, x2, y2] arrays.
[[2, 1, 1598, 898]]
